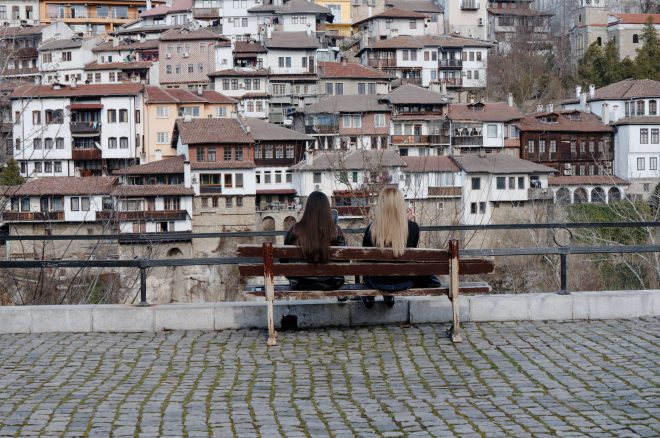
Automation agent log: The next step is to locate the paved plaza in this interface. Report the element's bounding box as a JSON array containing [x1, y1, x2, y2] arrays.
[[0, 318, 658, 437]]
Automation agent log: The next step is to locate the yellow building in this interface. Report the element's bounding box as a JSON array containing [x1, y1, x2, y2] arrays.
[[143, 86, 236, 163], [39, 0, 164, 34], [315, 0, 353, 37]]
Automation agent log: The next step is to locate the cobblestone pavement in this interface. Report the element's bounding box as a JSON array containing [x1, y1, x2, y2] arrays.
[[0, 319, 658, 437]]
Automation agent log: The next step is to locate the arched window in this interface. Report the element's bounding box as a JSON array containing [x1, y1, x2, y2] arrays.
[[649, 100, 657, 116], [636, 100, 645, 116], [596, 37, 602, 46], [633, 34, 639, 43]]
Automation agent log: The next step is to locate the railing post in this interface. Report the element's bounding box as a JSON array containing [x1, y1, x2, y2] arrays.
[[558, 248, 570, 295], [138, 265, 148, 306]]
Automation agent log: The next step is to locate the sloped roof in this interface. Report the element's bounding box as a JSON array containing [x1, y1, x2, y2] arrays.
[[613, 116, 660, 126], [488, 7, 552, 17], [386, 0, 443, 13], [113, 155, 185, 175], [191, 161, 256, 169], [207, 68, 269, 77], [0, 25, 46, 38], [303, 95, 390, 114], [243, 118, 312, 141], [11, 84, 143, 98], [92, 39, 160, 52], [144, 86, 235, 104], [248, 0, 331, 15], [160, 27, 228, 42], [451, 154, 556, 174], [386, 84, 450, 105], [609, 13, 660, 25], [291, 150, 405, 171], [140, 0, 192, 17], [354, 8, 427, 25], [39, 38, 83, 51], [403, 156, 459, 173], [234, 41, 267, 54], [549, 176, 629, 186], [317, 61, 391, 80], [84, 61, 153, 71], [449, 102, 522, 122], [263, 31, 320, 49], [360, 35, 492, 52], [515, 110, 613, 133], [564, 79, 660, 104], [112, 184, 194, 196], [175, 118, 252, 144], [8, 177, 117, 196]]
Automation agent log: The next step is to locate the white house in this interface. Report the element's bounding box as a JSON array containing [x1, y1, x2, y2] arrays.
[[11, 83, 144, 178], [208, 68, 269, 118], [38, 35, 99, 86], [451, 153, 556, 225], [440, 0, 488, 40], [400, 155, 462, 201], [355, 8, 429, 48], [448, 100, 522, 153]]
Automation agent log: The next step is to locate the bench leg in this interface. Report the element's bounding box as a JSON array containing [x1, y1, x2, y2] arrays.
[[449, 241, 462, 343], [266, 274, 277, 346]]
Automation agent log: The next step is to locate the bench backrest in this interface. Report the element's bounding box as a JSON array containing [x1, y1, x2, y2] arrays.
[[237, 241, 494, 278]]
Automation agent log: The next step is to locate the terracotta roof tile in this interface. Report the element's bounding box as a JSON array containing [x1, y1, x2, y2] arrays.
[[613, 116, 660, 125], [451, 154, 556, 174], [0, 25, 46, 38], [386, 0, 443, 13], [112, 184, 194, 196], [244, 118, 312, 141], [11, 83, 143, 98], [8, 177, 117, 196], [113, 156, 185, 175], [386, 84, 450, 105], [515, 110, 613, 133], [144, 86, 235, 104], [207, 68, 269, 77], [610, 13, 660, 25], [92, 39, 160, 52], [355, 7, 427, 25], [263, 31, 320, 49], [403, 156, 459, 173], [191, 161, 256, 169], [84, 61, 152, 71], [234, 41, 267, 54], [548, 175, 629, 186], [449, 102, 522, 122], [360, 35, 492, 52], [317, 61, 391, 79], [176, 118, 252, 144], [564, 79, 660, 104], [291, 150, 405, 171], [160, 27, 228, 42], [304, 95, 390, 113]]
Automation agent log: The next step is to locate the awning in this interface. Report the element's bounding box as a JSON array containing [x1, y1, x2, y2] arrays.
[[256, 189, 297, 195], [67, 103, 103, 110]]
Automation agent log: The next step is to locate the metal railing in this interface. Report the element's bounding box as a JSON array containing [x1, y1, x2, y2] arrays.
[[0, 222, 658, 304]]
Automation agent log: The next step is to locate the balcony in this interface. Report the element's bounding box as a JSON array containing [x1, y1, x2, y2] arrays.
[[392, 135, 450, 145], [200, 185, 223, 194], [461, 0, 480, 10], [4, 67, 38, 76], [367, 58, 397, 68], [2, 211, 64, 221], [391, 77, 422, 87], [72, 148, 102, 161], [428, 187, 462, 198], [439, 59, 462, 69], [441, 78, 463, 88], [528, 188, 554, 201], [192, 7, 222, 19], [46, 11, 139, 22], [70, 121, 102, 135], [97, 210, 188, 221], [333, 205, 370, 216], [305, 125, 338, 135], [452, 136, 483, 146]]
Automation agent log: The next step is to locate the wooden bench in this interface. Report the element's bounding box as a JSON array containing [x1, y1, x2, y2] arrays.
[[237, 239, 494, 346]]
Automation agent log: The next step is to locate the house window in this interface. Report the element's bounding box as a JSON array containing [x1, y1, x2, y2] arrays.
[[224, 174, 233, 188], [651, 129, 659, 144], [276, 145, 284, 159], [409, 19, 417, 29], [539, 139, 546, 154], [527, 139, 534, 153], [470, 202, 477, 214], [62, 51, 71, 61], [637, 157, 645, 170], [156, 106, 169, 118], [265, 145, 273, 159], [650, 157, 658, 171], [313, 172, 321, 183], [119, 109, 128, 122], [135, 110, 141, 123], [196, 148, 205, 161], [343, 114, 361, 128], [508, 177, 515, 189], [235, 173, 243, 188], [108, 137, 117, 148], [637, 100, 645, 115], [471, 177, 481, 190], [487, 124, 497, 138], [518, 177, 524, 189], [156, 132, 169, 144], [633, 34, 639, 43], [71, 197, 79, 211], [215, 107, 227, 117], [479, 202, 486, 214], [56, 138, 64, 149], [326, 83, 333, 95], [496, 177, 506, 190], [374, 114, 385, 128], [35, 162, 42, 173], [222, 79, 230, 90], [225, 197, 233, 208], [286, 145, 294, 159], [357, 83, 366, 95], [107, 109, 117, 123], [224, 147, 233, 161], [550, 139, 557, 153], [336, 83, 343, 95], [264, 171, 271, 183], [44, 138, 52, 149], [570, 140, 576, 154], [235, 147, 243, 161], [640, 128, 649, 144], [33, 139, 42, 149], [650, 100, 657, 115], [580, 140, 586, 154], [120, 137, 128, 149], [32, 111, 41, 124]]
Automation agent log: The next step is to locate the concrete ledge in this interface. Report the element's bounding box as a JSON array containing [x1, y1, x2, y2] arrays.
[[0, 290, 657, 334]]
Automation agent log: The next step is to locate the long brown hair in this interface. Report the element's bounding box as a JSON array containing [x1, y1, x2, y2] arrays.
[[291, 191, 337, 263], [371, 187, 408, 257]]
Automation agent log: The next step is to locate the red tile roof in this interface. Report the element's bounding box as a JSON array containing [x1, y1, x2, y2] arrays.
[[317, 61, 391, 80], [207, 68, 269, 77], [113, 156, 185, 175], [233, 41, 267, 54], [515, 111, 613, 133], [11, 83, 143, 98], [613, 116, 660, 126], [548, 176, 629, 186], [449, 102, 522, 122], [191, 161, 256, 169], [160, 27, 228, 42], [403, 156, 459, 173], [112, 184, 194, 196], [355, 8, 427, 25], [564, 79, 660, 103], [140, 0, 191, 17], [8, 177, 117, 196], [176, 118, 252, 144], [84, 61, 153, 71], [92, 39, 160, 52], [144, 86, 235, 104], [610, 13, 660, 25]]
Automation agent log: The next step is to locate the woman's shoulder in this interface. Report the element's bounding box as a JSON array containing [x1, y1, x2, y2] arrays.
[[408, 220, 420, 231]]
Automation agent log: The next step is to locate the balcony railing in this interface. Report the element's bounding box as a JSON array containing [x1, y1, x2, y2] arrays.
[[70, 121, 102, 135], [305, 125, 338, 135], [461, 0, 480, 10], [192, 7, 222, 18], [391, 77, 422, 87], [46, 11, 138, 21], [428, 187, 462, 198], [333, 206, 370, 216], [4, 67, 39, 76], [528, 188, 554, 201], [367, 58, 397, 68], [2, 211, 64, 221], [72, 148, 102, 161], [452, 136, 483, 146], [97, 210, 188, 221], [439, 59, 462, 69], [441, 78, 463, 87], [200, 185, 223, 194]]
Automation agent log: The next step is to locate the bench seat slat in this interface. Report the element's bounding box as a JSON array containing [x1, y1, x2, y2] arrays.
[[237, 245, 450, 263], [243, 282, 491, 298]]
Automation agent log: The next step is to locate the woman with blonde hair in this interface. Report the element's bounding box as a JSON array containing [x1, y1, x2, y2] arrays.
[[361, 187, 420, 308]]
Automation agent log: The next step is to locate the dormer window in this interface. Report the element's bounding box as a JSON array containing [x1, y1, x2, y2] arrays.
[[541, 114, 559, 124], [565, 112, 580, 121]]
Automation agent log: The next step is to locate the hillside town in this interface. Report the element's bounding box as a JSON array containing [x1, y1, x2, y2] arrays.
[[0, 0, 658, 301]]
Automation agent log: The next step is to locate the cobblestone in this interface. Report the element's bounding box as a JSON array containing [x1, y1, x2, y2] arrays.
[[0, 318, 658, 437]]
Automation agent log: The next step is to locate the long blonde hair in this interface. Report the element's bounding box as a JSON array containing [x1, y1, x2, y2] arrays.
[[371, 187, 408, 257]]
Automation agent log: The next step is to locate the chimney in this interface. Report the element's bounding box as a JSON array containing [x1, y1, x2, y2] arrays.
[[341, 58, 347, 67], [112, 36, 119, 47], [612, 104, 620, 122], [266, 24, 272, 39], [536, 104, 544, 112], [589, 84, 595, 98], [306, 151, 314, 165], [478, 149, 486, 158], [580, 92, 587, 111], [575, 85, 582, 98], [70, 75, 77, 88], [546, 103, 553, 113], [34, 75, 41, 84], [306, 23, 312, 36], [368, 6, 372, 18], [507, 92, 513, 107], [469, 95, 475, 104], [441, 80, 447, 95], [601, 103, 610, 125], [197, 85, 203, 96], [184, 160, 192, 188], [155, 149, 162, 161], [146, 0, 152, 10]]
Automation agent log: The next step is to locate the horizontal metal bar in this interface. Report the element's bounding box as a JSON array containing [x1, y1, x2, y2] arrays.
[[0, 222, 657, 242], [461, 244, 660, 257]]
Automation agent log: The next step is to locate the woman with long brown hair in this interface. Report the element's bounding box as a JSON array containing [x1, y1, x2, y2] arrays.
[[284, 191, 346, 290]]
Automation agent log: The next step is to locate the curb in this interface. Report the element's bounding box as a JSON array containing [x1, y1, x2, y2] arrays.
[[0, 290, 657, 334]]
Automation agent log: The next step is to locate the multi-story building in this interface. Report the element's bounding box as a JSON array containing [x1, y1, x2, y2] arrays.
[[143, 85, 235, 162], [208, 68, 269, 118], [39, 0, 162, 35], [384, 84, 451, 156], [11, 83, 144, 177], [317, 61, 391, 97], [296, 94, 391, 150], [439, 0, 488, 40], [92, 37, 161, 63], [0, 24, 48, 82], [385, 0, 445, 34], [0, 84, 16, 166], [244, 117, 311, 212], [248, 0, 333, 35], [315, 0, 352, 37], [606, 13, 660, 61], [448, 100, 522, 154], [38, 35, 99, 85], [354, 8, 429, 48], [137, 0, 193, 29], [158, 27, 229, 89], [400, 155, 462, 202], [0, 0, 39, 26], [563, 78, 660, 200], [487, 0, 552, 51], [232, 40, 266, 68]]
